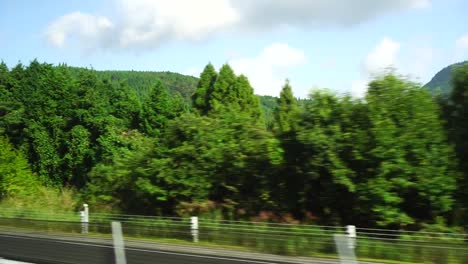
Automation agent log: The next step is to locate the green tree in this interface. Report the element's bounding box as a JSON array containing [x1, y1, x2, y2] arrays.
[[0, 62, 25, 143], [233, 74, 262, 120], [139, 81, 184, 137], [0, 136, 38, 198], [363, 73, 457, 227], [275, 80, 298, 134], [271, 80, 302, 215], [85, 130, 167, 214], [442, 63, 468, 225], [208, 64, 237, 113], [296, 89, 356, 223], [162, 112, 282, 215], [193, 63, 262, 121], [192, 63, 217, 114]]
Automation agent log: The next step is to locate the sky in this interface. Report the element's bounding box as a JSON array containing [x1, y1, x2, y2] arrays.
[[1, 0, 467, 98]]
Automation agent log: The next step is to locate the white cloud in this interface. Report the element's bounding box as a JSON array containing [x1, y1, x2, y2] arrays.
[[45, 0, 430, 51], [456, 34, 468, 50], [455, 34, 468, 60], [229, 43, 307, 96], [45, 12, 113, 49], [351, 37, 438, 98], [364, 37, 401, 75], [116, 0, 239, 49], [352, 37, 401, 98], [236, 0, 430, 31], [351, 79, 368, 99], [406, 46, 434, 81], [411, 0, 432, 8]]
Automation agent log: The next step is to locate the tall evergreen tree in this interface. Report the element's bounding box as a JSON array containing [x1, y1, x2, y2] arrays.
[[140, 81, 184, 137], [194, 63, 262, 120], [234, 74, 262, 120], [209, 64, 237, 113], [275, 80, 298, 134], [271, 80, 302, 215], [192, 63, 217, 114]]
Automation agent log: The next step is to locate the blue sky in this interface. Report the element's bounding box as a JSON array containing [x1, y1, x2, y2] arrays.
[[1, 0, 467, 98]]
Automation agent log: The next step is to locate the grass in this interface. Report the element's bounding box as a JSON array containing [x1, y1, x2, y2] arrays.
[[0, 211, 466, 264], [0, 218, 427, 264]]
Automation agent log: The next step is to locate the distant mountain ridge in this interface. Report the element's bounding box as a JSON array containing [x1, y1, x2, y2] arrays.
[[68, 67, 280, 124], [424, 61, 468, 95], [68, 68, 200, 101]]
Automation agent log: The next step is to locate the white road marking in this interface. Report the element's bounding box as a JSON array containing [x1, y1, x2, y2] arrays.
[[0, 258, 34, 264]]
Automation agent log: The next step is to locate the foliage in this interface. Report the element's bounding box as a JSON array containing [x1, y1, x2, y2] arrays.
[[69, 67, 199, 101], [193, 64, 262, 121], [192, 63, 217, 114], [0, 60, 464, 230], [363, 74, 457, 227], [274, 80, 299, 134], [0, 136, 38, 198], [440, 63, 468, 226], [0, 186, 78, 213], [259, 95, 278, 129]]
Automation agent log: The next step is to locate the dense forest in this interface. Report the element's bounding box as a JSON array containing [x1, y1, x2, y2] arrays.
[[1, 59, 468, 230]]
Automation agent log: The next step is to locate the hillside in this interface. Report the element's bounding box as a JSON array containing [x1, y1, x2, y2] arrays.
[[424, 61, 468, 95], [67, 67, 199, 101], [72, 68, 280, 108], [97, 69, 280, 116], [87, 68, 281, 117]]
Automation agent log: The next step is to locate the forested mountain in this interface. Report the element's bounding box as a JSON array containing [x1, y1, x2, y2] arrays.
[[424, 61, 468, 95], [67, 67, 199, 101], [1, 59, 468, 230], [70, 67, 279, 119]]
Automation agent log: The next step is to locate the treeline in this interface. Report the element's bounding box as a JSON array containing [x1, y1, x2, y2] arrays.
[[1, 59, 468, 230]]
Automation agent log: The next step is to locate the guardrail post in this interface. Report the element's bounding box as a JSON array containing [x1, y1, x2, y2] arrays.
[[112, 221, 127, 264], [190, 216, 199, 243], [80, 203, 89, 234], [334, 225, 357, 264], [346, 225, 356, 249], [84, 204, 89, 223]]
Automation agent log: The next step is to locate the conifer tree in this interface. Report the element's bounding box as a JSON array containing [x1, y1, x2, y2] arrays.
[[209, 64, 237, 113], [192, 63, 217, 114], [275, 79, 299, 134]]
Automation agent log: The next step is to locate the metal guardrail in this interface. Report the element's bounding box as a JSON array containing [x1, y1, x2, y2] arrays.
[[1, 208, 468, 263]]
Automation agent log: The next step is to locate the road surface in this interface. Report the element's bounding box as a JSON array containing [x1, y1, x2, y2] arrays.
[[0, 229, 373, 264]]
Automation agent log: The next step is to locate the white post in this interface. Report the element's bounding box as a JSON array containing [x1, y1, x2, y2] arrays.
[[83, 204, 89, 223], [190, 216, 199, 243], [112, 221, 127, 264], [334, 234, 358, 264], [346, 225, 356, 238], [346, 225, 356, 250], [80, 204, 89, 234]]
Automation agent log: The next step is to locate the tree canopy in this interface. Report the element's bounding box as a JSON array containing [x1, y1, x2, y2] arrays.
[[0, 60, 465, 229]]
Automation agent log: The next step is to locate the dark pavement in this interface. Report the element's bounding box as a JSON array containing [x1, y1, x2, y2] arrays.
[[0, 230, 356, 264]]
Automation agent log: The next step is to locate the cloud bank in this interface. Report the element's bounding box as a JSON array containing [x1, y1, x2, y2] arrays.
[[45, 0, 430, 51]]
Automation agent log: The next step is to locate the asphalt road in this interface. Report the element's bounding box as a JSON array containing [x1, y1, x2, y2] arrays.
[[0, 230, 358, 264]]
